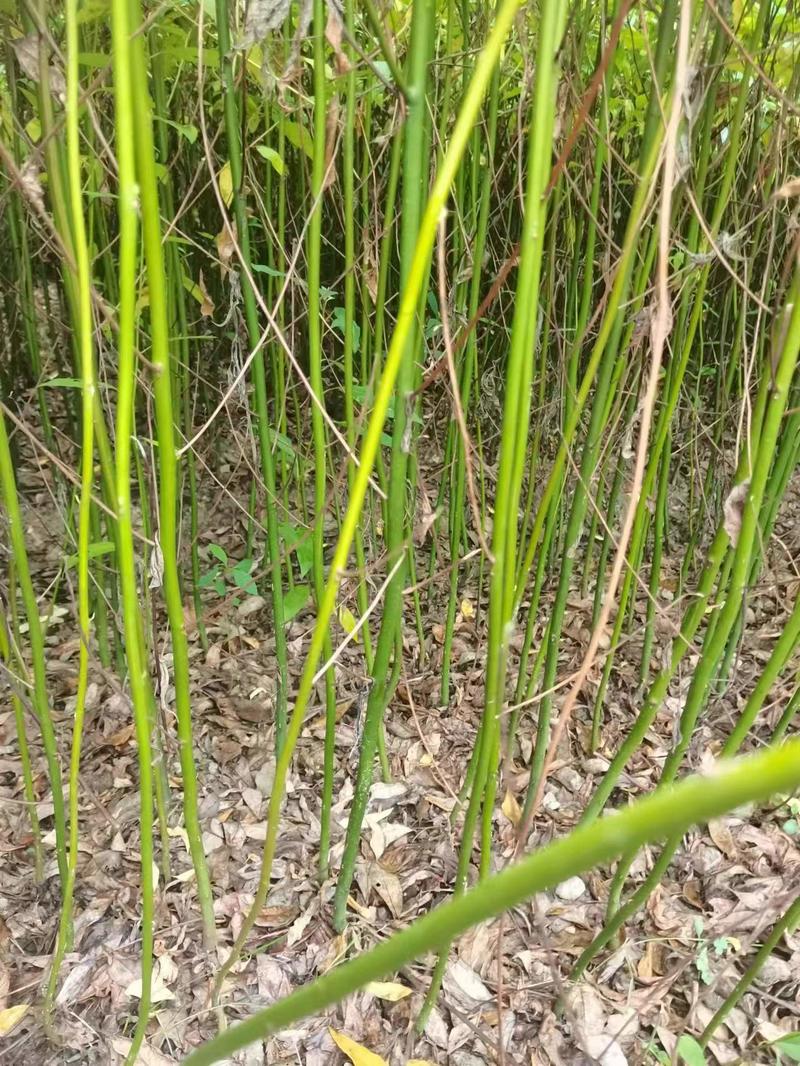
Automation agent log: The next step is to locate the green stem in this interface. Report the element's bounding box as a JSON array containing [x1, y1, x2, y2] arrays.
[[109, 0, 156, 1054], [45, 0, 96, 1010], [128, 0, 216, 949], [332, 0, 434, 929]]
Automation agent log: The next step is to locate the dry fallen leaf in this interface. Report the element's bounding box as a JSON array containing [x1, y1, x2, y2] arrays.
[[369, 863, 403, 917], [445, 959, 492, 1005], [501, 789, 522, 826], [124, 958, 175, 1003], [328, 1028, 388, 1066], [364, 980, 412, 1002], [240, 0, 290, 45], [723, 480, 749, 546], [774, 176, 800, 199], [216, 221, 237, 277], [325, 7, 350, 74], [708, 819, 737, 858], [197, 269, 215, 317], [0, 1003, 29, 1037], [322, 98, 341, 191], [111, 1037, 177, 1065]]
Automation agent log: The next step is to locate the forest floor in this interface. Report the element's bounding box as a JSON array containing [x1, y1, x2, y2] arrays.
[[2, 442, 800, 1066]]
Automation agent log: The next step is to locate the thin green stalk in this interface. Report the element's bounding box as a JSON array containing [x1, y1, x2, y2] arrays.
[[572, 265, 800, 981], [0, 405, 67, 887], [215, 0, 290, 755], [109, 0, 156, 1054], [45, 0, 96, 1010], [700, 892, 800, 1048], [638, 430, 670, 690], [128, 0, 216, 949], [441, 60, 500, 705], [420, 0, 566, 1027], [332, 0, 435, 931], [306, 0, 338, 882], [0, 587, 43, 879], [343, 0, 374, 676]]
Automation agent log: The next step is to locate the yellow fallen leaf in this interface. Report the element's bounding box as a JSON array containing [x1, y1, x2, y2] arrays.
[[501, 789, 522, 826], [364, 980, 412, 1002], [218, 161, 233, 206], [328, 1028, 387, 1066], [460, 598, 474, 618], [0, 1003, 29, 1037], [167, 825, 190, 851]]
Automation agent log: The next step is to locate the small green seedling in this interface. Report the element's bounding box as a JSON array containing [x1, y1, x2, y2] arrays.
[[651, 1033, 707, 1064], [772, 1032, 800, 1063], [780, 796, 800, 836], [198, 543, 257, 598]]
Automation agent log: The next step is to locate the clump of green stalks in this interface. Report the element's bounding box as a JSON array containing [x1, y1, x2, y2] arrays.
[[1, 0, 799, 1058]]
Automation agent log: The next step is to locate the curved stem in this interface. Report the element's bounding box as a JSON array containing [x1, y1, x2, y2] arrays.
[[185, 740, 800, 1066]]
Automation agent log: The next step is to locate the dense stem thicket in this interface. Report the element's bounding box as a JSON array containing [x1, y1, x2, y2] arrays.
[[1, 0, 799, 1059]]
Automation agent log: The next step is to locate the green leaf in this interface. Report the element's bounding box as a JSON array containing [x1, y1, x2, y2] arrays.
[[231, 569, 258, 595], [783, 818, 799, 835], [353, 383, 394, 419], [775, 1035, 800, 1062], [42, 376, 82, 389], [78, 52, 111, 68], [76, 0, 110, 22], [278, 522, 301, 548], [252, 263, 285, 278], [197, 566, 221, 589], [677, 1035, 707, 1066], [161, 45, 220, 66], [208, 543, 228, 565], [283, 120, 313, 159], [255, 144, 285, 175], [331, 306, 362, 353], [279, 523, 312, 576], [695, 944, 712, 985], [154, 116, 198, 143], [338, 604, 360, 643], [283, 584, 310, 622], [296, 539, 313, 578], [372, 60, 391, 82], [64, 541, 115, 568], [269, 428, 296, 459]]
